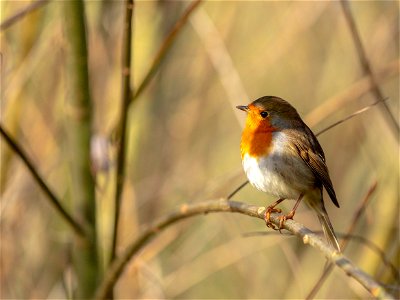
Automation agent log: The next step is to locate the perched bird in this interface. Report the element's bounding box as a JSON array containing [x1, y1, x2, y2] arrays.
[[237, 96, 340, 251]]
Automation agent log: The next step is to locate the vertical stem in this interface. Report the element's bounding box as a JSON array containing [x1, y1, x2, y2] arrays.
[[110, 0, 134, 265], [64, 1, 98, 298]]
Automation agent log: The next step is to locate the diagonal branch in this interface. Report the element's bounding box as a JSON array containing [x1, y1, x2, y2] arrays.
[[244, 230, 399, 283], [340, 0, 399, 141], [0, 124, 86, 237], [130, 0, 202, 104], [94, 199, 394, 300], [0, 0, 49, 31], [304, 59, 399, 129], [306, 180, 378, 299], [314, 98, 389, 136]]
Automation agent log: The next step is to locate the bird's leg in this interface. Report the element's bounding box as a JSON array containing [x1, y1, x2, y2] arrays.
[[264, 198, 285, 229], [278, 193, 304, 231]]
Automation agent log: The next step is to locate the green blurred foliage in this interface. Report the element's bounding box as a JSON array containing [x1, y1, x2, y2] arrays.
[[1, 1, 398, 299]]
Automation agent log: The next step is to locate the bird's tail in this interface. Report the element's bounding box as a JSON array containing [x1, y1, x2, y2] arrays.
[[306, 192, 341, 252], [317, 207, 341, 252]]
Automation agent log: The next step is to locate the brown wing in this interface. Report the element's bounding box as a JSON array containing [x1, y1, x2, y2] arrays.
[[290, 125, 340, 208]]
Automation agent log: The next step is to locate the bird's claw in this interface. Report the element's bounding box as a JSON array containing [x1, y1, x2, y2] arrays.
[[264, 206, 282, 230], [278, 211, 295, 233], [264, 206, 295, 233]]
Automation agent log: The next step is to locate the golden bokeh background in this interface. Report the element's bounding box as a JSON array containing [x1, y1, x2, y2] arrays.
[[1, 1, 399, 298]]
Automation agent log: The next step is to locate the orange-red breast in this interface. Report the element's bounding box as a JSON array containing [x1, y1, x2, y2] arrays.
[[237, 96, 340, 251]]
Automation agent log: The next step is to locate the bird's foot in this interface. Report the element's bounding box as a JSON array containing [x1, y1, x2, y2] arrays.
[[278, 210, 295, 233], [264, 206, 282, 230]]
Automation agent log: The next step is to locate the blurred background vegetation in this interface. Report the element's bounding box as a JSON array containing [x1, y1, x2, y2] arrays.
[[1, 0, 399, 299]]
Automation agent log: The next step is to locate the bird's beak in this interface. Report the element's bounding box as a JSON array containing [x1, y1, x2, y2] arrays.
[[236, 105, 249, 112]]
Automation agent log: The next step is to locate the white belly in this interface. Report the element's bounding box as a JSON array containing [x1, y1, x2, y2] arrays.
[[242, 132, 315, 200]]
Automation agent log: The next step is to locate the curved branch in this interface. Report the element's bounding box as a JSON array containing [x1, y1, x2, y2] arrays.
[[95, 199, 393, 300]]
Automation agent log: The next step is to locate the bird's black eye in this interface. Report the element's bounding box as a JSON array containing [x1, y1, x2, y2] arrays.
[[260, 111, 269, 118]]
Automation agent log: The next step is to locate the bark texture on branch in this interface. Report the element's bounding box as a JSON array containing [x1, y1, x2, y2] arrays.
[[95, 199, 393, 300]]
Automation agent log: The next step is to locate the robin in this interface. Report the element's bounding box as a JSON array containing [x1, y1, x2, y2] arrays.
[[236, 96, 340, 251]]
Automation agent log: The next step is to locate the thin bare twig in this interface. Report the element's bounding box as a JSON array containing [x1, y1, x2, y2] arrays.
[[340, 0, 399, 141], [227, 180, 248, 199], [341, 181, 378, 250], [306, 180, 378, 299], [244, 230, 399, 284], [163, 234, 283, 297], [95, 199, 393, 300], [305, 59, 399, 128], [130, 0, 202, 104], [0, 0, 49, 31], [336, 234, 400, 284], [110, 3, 202, 248], [0, 124, 86, 237], [110, 0, 134, 266], [315, 98, 389, 136], [190, 7, 248, 122]]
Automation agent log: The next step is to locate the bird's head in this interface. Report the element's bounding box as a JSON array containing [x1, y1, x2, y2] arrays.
[[236, 96, 301, 130]]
